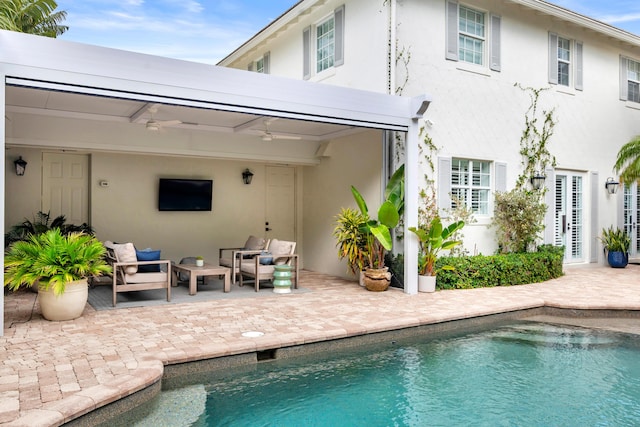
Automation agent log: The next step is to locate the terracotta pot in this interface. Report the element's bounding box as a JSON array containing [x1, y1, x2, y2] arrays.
[[363, 267, 391, 292], [38, 279, 88, 321]]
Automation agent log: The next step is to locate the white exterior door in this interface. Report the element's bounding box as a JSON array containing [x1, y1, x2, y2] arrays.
[[42, 153, 90, 225], [623, 183, 639, 258], [554, 172, 585, 263], [265, 166, 296, 241]]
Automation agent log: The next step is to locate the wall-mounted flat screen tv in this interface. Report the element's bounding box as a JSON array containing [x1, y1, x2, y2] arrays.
[[158, 178, 213, 211]]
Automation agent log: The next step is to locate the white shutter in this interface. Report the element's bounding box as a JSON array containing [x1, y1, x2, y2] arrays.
[[494, 162, 507, 192], [575, 41, 583, 91], [263, 51, 270, 74], [489, 14, 501, 72], [438, 157, 452, 216], [544, 167, 555, 244], [303, 26, 312, 80], [590, 171, 598, 262], [620, 55, 629, 101], [334, 5, 345, 67], [548, 32, 558, 84], [445, 1, 459, 61]]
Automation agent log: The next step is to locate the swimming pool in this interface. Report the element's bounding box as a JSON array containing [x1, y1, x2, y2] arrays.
[[118, 320, 640, 426]]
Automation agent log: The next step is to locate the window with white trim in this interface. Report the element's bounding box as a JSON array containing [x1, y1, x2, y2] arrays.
[[445, 1, 501, 71], [548, 33, 583, 90], [627, 58, 640, 103], [458, 6, 485, 65], [316, 16, 335, 72], [247, 52, 270, 74], [451, 159, 491, 215], [557, 37, 571, 86], [302, 5, 345, 80]]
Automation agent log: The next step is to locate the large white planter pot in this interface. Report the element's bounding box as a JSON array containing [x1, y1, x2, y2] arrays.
[[38, 279, 88, 321], [418, 275, 436, 293]]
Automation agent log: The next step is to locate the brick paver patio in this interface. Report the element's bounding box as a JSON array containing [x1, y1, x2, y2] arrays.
[[1, 264, 639, 426]]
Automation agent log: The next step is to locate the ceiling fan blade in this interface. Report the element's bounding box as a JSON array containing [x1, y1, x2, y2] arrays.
[[158, 120, 182, 126], [272, 134, 302, 140]]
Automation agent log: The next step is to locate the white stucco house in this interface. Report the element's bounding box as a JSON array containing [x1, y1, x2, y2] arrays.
[[219, 0, 640, 264], [2, 29, 434, 332]]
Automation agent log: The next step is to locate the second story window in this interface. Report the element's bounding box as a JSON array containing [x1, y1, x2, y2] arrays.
[[445, 1, 501, 72], [303, 5, 345, 80], [316, 16, 335, 72], [247, 52, 270, 74], [549, 33, 583, 90], [625, 58, 640, 103], [458, 6, 485, 65], [557, 37, 571, 86]]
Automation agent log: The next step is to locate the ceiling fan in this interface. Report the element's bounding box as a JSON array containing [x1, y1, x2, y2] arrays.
[[144, 105, 182, 131], [260, 118, 301, 141]]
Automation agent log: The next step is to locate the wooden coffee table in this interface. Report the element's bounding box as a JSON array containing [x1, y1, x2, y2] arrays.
[[172, 263, 230, 295]]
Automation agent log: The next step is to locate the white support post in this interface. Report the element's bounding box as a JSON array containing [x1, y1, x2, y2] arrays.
[[1, 76, 5, 334], [404, 119, 420, 295]]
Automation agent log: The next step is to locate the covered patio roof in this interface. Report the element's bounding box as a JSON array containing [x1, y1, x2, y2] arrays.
[[1, 30, 429, 331]]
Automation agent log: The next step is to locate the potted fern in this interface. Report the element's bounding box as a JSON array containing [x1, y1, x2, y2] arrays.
[[4, 229, 112, 320], [409, 216, 464, 292], [600, 226, 630, 268]]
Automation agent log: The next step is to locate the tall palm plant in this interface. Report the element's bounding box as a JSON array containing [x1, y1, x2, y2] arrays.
[[0, 0, 68, 37], [614, 136, 640, 184]]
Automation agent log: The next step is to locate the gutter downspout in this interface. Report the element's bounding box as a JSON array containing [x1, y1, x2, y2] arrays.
[[388, 0, 397, 95]]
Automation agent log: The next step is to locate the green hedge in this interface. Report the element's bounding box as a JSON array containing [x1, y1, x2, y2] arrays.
[[435, 245, 564, 290]]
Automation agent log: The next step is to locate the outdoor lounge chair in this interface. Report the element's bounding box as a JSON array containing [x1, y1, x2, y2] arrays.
[[104, 241, 171, 306], [219, 235, 269, 284], [238, 239, 298, 292]]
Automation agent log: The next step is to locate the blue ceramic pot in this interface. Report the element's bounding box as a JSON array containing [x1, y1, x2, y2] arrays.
[[607, 251, 628, 268]]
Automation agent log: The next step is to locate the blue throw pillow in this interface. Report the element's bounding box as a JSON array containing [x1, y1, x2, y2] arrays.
[[136, 249, 161, 272], [259, 251, 273, 265]]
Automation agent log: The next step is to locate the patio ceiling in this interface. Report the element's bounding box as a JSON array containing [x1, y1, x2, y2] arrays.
[[5, 85, 363, 147]]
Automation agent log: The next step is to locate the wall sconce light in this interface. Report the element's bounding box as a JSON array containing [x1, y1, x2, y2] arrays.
[[242, 168, 254, 185], [605, 177, 619, 195], [530, 172, 546, 190], [14, 156, 27, 176]]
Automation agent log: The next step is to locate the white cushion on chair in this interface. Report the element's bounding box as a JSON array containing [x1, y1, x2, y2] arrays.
[[268, 239, 295, 265], [244, 235, 267, 250], [240, 263, 275, 275], [112, 242, 138, 274], [124, 271, 168, 283]]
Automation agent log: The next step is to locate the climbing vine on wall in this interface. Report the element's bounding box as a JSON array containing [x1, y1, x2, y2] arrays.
[[514, 83, 557, 190]]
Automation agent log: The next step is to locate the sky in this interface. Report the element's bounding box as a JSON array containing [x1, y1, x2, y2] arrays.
[[54, 0, 640, 65]]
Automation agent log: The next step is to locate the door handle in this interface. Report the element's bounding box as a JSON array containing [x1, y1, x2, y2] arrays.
[[265, 221, 272, 232]]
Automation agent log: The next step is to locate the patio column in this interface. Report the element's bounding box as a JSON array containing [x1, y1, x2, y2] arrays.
[[404, 96, 430, 295], [1, 76, 5, 332]]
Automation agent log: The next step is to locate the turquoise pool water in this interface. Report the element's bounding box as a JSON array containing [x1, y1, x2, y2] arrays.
[[128, 321, 640, 426]]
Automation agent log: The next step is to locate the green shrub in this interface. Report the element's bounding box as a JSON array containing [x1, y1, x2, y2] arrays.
[[491, 189, 546, 253], [436, 245, 564, 289]]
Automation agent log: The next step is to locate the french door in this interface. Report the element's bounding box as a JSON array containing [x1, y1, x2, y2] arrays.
[[623, 183, 639, 258], [554, 172, 585, 263]]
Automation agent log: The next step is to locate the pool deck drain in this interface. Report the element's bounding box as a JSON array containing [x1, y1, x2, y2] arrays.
[[1, 264, 639, 426]]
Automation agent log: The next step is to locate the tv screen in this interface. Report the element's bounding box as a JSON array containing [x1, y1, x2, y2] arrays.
[[158, 178, 213, 211]]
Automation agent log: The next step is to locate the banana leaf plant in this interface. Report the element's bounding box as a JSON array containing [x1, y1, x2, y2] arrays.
[[351, 164, 404, 269], [409, 216, 465, 276]]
